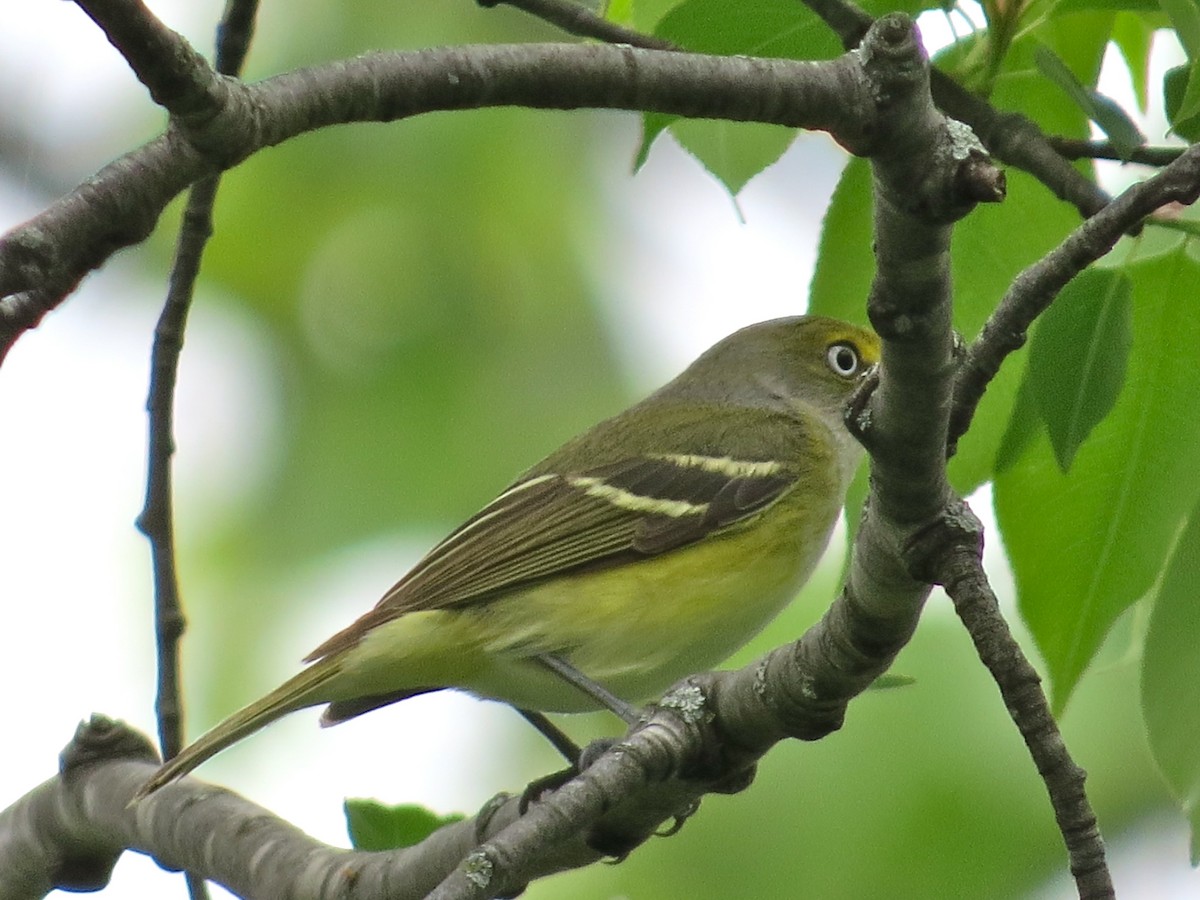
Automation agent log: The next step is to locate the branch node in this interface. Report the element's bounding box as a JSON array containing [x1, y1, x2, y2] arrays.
[[903, 496, 984, 584], [859, 13, 927, 107], [60, 715, 160, 776]]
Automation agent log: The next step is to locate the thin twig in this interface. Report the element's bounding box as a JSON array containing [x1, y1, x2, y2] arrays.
[[1047, 136, 1186, 167], [925, 501, 1113, 899], [73, 0, 223, 119], [134, 3, 260, 898], [949, 143, 1200, 448], [480, 0, 676, 49]]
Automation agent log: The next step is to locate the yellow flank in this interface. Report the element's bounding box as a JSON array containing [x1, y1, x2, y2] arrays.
[[339, 477, 840, 712], [565, 475, 708, 518]]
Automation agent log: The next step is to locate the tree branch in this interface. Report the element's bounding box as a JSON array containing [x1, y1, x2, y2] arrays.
[[0, 40, 893, 363]]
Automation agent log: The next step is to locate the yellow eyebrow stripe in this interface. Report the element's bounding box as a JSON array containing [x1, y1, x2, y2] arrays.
[[567, 476, 707, 518], [648, 454, 783, 478]]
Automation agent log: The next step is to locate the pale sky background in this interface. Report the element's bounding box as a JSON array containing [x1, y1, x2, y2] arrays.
[[1, 2, 1198, 897]]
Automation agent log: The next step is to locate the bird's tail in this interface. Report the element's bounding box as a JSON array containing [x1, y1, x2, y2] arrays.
[[133, 655, 342, 800]]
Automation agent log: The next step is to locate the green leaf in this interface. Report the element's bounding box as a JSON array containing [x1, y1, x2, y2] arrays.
[[1027, 268, 1132, 472], [871, 673, 917, 690], [635, 0, 839, 192], [653, 0, 839, 58], [636, 112, 674, 170], [1034, 45, 1100, 110], [840, 454, 871, 578], [1176, 63, 1200, 125], [345, 799, 465, 851], [994, 247, 1200, 711], [669, 119, 797, 195], [994, 374, 1041, 475], [1142, 501, 1200, 864], [1152, 215, 1200, 237], [1111, 11, 1156, 111], [1053, 0, 1160, 10], [1164, 63, 1200, 141], [603, 0, 635, 26], [808, 157, 873, 326], [1034, 46, 1145, 159], [1161, 0, 1200, 58], [628, 0, 684, 30]]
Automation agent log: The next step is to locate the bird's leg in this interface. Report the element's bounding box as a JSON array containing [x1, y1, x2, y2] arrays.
[[514, 656, 642, 812], [516, 708, 582, 765], [534, 654, 642, 725], [514, 706, 624, 812]]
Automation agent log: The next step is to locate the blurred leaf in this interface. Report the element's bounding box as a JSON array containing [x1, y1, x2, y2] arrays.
[[858, 0, 943, 12], [994, 372, 1041, 474], [1034, 46, 1145, 159], [1137, 501, 1200, 868], [1036, 11, 1118, 100], [841, 453, 871, 572], [1027, 268, 1132, 472], [994, 247, 1200, 712], [807, 157, 873, 325], [871, 673, 917, 689], [345, 798, 465, 850], [652, 0, 839, 58], [1110, 11, 1156, 111], [636, 0, 839, 190], [1153, 215, 1200, 237], [1033, 45, 1099, 108], [1160, 0, 1200, 58], [1053, 0, 1160, 10], [668, 119, 797, 195], [1164, 63, 1200, 141], [629, 0, 685, 30], [604, 0, 635, 26], [1175, 62, 1200, 126], [1142, 501, 1200, 864]]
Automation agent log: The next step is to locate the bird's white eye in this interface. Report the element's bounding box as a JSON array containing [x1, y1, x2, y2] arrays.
[[826, 342, 861, 377]]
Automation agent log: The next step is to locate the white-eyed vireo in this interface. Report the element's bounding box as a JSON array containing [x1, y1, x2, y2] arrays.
[[138, 315, 879, 795]]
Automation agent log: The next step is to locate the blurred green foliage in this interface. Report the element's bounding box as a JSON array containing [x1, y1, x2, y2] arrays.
[[19, 0, 1200, 895]]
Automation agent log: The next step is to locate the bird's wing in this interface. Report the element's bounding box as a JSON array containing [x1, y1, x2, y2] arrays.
[[303, 448, 800, 662]]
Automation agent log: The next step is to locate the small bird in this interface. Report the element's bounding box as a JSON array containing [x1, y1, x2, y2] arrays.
[[137, 315, 879, 797]]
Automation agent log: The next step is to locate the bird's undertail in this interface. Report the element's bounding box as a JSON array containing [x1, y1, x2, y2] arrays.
[[133, 655, 342, 801]]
